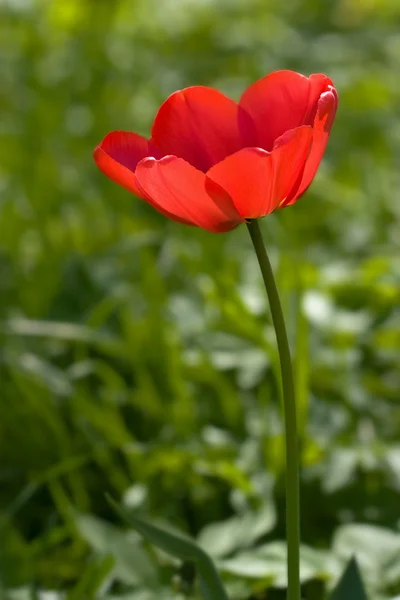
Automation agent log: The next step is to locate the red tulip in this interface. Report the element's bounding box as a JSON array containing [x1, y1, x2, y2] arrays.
[[94, 70, 338, 233]]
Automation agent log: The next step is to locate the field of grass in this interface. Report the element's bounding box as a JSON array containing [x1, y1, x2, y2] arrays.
[[1, 0, 399, 598]]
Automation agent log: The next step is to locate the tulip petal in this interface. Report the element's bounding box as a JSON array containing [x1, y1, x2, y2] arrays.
[[151, 87, 245, 173], [287, 86, 338, 203], [94, 131, 158, 197], [302, 74, 336, 125], [206, 149, 274, 219], [135, 156, 243, 232], [239, 70, 334, 151], [94, 132, 194, 224], [206, 126, 313, 219]]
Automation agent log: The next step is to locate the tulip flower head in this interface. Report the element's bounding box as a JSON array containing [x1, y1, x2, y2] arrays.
[[94, 70, 338, 233]]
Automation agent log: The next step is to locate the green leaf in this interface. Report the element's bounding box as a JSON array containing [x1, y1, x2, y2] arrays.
[[74, 513, 157, 586], [220, 541, 337, 587], [321, 448, 358, 493], [107, 496, 205, 562], [66, 554, 115, 600], [197, 502, 276, 558], [332, 523, 400, 588], [329, 557, 369, 600], [107, 497, 229, 600]]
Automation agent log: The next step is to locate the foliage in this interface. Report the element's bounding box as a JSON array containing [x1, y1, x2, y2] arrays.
[[0, 0, 399, 598]]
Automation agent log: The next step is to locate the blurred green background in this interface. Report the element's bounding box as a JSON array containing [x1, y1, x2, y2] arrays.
[[1, 0, 400, 598]]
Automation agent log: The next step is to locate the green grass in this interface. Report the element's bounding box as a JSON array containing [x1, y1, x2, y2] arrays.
[[0, 0, 400, 598]]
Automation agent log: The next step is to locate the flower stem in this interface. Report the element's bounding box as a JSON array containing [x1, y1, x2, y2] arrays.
[[247, 220, 300, 600]]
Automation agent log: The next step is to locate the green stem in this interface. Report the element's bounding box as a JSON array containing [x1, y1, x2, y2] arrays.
[[247, 220, 300, 600]]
